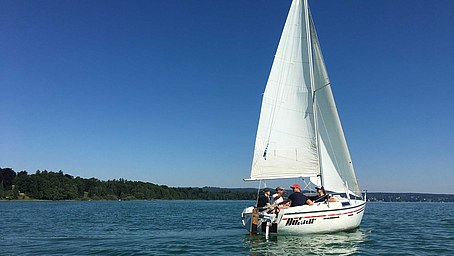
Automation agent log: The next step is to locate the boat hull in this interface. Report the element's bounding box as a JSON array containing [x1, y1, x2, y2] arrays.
[[242, 199, 365, 235]]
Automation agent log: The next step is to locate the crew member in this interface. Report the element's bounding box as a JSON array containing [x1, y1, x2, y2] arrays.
[[257, 187, 274, 211], [279, 184, 313, 207], [313, 185, 337, 203]]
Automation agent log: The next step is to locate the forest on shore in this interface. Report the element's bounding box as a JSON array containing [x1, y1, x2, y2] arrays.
[[2, 168, 453, 202], [0, 168, 256, 201]]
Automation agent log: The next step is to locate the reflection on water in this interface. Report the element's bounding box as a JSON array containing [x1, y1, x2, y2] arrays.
[[243, 228, 367, 255]]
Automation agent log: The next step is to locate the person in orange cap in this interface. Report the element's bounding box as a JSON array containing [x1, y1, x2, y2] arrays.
[[278, 184, 313, 207]]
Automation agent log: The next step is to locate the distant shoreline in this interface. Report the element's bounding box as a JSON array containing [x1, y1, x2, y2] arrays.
[[2, 200, 453, 203], [2, 169, 453, 202], [0, 199, 255, 202], [2, 192, 454, 203]]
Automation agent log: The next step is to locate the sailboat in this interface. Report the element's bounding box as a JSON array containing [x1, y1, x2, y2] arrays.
[[241, 0, 366, 236]]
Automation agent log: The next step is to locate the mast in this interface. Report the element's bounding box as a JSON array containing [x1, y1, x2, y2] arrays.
[[304, 0, 322, 187]]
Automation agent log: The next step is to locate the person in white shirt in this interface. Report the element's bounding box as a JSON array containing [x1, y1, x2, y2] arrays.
[[270, 186, 286, 205]]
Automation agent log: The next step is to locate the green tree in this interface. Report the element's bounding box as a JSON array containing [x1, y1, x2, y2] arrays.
[[5, 168, 259, 201], [0, 168, 16, 190], [13, 185, 20, 199], [0, 181, 4, 199]]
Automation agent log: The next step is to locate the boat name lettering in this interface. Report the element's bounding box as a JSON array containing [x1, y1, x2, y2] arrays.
[[285, 217, 316, 226]]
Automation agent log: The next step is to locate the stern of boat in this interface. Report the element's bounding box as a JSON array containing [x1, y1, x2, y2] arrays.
[[241, 206, 254, 232]]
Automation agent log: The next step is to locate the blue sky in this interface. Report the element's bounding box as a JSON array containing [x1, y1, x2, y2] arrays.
[[1, 0, 453, 194]]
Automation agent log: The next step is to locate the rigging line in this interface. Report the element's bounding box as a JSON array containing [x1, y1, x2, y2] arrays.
[[302, 177, 312, 192], [314, 83, 331, 93], [255, 180, 263, 207]]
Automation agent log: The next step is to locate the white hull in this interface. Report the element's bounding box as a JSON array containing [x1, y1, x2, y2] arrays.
[[242, 197, 365, 235]]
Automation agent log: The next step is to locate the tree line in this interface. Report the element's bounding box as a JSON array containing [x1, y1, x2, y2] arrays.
[[0, 168, 256, 201]]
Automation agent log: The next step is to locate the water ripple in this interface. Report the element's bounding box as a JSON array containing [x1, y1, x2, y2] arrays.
[[1, 201, 453, 255]]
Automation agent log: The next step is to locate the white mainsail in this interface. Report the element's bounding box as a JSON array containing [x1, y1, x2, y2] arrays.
[[247, 0, 361, 198], [249, 0, 319, 180]]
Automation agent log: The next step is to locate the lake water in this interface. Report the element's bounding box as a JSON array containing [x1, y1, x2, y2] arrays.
[[1, 201, 453, 255]]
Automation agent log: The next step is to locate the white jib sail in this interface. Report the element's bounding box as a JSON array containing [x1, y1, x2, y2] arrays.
[[249, 0, 319, 180], [309, 13, 362, 197]]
